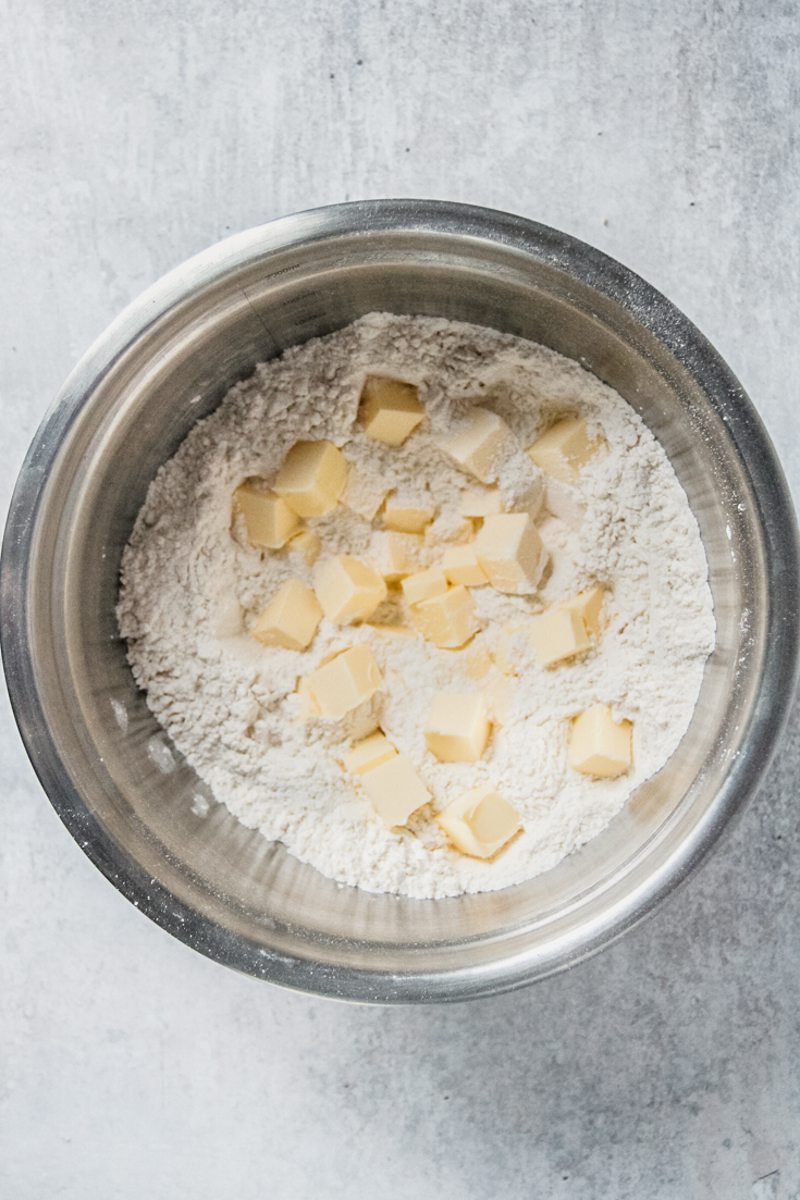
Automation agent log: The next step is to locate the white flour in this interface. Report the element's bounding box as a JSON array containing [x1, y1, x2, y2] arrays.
[[117, 313, 715, 899]]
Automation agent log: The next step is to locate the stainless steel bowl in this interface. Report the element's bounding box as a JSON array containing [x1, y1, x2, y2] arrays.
[[2, 200, 798, 1002]]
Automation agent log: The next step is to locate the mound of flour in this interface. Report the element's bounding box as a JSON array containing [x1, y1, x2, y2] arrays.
[[117, 313, 715, 899]]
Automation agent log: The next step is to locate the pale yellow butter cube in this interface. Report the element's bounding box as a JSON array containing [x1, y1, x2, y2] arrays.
[[343, 731, 397, 775], [442, 544, 487, 587], [562, 585, 606, 637], [466, 646, 493, 679], [438, 784, 522, 859], [411, 585, 479, 649], [569, 704, 633, 778], [234, 481, 300, 549], [360, 753, 431, 827], [371, 531, 423, 581], [401, 566, 449, 606], [287, 528, 322, 566], [459, 487, 503, 520], [314, 556, 387, 624], [528, 417, 601, 483], [296, 674, 320, 719], [383, 505, 436, 534], [274, 440, 348, 517], [425, 692, 491, 762], [529, 606, 591, 667], [441, 408, 512, 483], [484, 677, 513, 726], [251, 579, 322, 650], [474, 513, 547, 595], [304, 645, 384, 719], [360, 376, 425, 446]]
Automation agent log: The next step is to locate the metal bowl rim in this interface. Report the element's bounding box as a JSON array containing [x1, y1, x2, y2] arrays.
[[2, 199, 798, 1003]]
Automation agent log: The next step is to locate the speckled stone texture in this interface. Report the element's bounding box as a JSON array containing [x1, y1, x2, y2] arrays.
[[1, 2, 798, 1197]]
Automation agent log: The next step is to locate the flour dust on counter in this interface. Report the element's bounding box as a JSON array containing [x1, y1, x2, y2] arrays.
[[117, 313, 715, 899]]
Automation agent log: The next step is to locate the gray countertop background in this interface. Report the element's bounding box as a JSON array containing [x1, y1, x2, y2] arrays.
[[2, 2, 799, 1197]]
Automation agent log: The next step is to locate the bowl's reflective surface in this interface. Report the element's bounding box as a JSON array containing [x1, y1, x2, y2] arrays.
[[2, 201, 798, 1001]]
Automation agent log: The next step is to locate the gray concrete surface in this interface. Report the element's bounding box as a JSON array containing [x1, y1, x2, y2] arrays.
[[1, 1, 799, 1196]]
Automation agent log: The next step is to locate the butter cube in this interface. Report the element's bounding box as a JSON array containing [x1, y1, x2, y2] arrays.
[[287, 528, 322, 566], [569, 704, 633, 778], [274, 440, 348, 517], [401, 566, 449, 606], [234, 481, 300, 549], [442, 544, 487, 587], [372, 531, 423, 581], [296, 674, 320, 719], [411, 585, 479, 649], [484, 677, 513, 726], [425, 692, 491, 762], [459, 487, 503, 520], [466, 646, 493, 679], [529, 607, 591, 667], [438, 784, 522, 859], [441, 408, 512, 483], [343, 731, 397, 774], [341, 465, 390, 521], [314, 556, 387, 624], [528, 417, 601, 483], [562, 585, 606, 636], [360, 376, 425, 446], [251, 579, 322, 650], [474, 513, 547, 594], [383, 505, 436, 534], [530, 585, 606, 665], [360, 753, 432, 827], [304, 645, 384, 719]]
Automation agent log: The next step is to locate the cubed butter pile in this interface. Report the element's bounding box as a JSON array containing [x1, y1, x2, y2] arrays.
[[275, 440, 348, 517], [302, 645, 383, 720], [529, 585, 605, 666], [234, 481, 300, 550], [442, 544, 486, 586], [460, 487, 503, 520], [228, 386, 634, 864], [360, 376, 425, 446], [569, 703, 633, 778], [425, 693, 491, 763], [474, 513, 546, 595], [438, 784, 522, 859], [441, 408, 512, 483], [527, 415, 602, 483], [383, 504, 435, 533], [409, 583, 479, 649], [372, 530, 422, 581], [314, 556, 387, 624], [288, 528, 322, 566], [252, 579, 321, 650], [342, 729, 430, 827]]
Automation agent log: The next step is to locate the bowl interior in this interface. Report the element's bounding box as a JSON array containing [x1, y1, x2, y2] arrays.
[[15, 215, 771, 998]]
